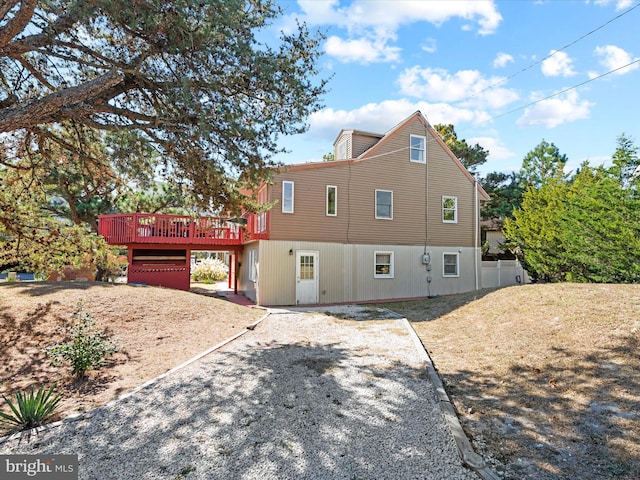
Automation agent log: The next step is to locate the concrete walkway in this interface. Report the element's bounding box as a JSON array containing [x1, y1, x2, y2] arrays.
[[1, 307, 483, 480]]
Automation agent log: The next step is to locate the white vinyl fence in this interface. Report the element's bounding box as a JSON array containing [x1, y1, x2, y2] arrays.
[[481, 259, 530, 288]]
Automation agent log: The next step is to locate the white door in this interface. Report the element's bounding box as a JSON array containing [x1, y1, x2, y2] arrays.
[[296, 251, 319, 305]]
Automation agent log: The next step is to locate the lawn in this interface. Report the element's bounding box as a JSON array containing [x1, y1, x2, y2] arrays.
[[2, 281, 638, 479], [0, 282, 262, 421], [382, 283, 640, 480]]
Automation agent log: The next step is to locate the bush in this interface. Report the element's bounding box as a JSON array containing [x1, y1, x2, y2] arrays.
[[191, 258, 228, 283], [0, 386, 62, 433], [45, 304, 117, 377]]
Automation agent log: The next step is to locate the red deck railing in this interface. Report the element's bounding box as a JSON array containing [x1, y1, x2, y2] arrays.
[[98, 213, 268, 247]]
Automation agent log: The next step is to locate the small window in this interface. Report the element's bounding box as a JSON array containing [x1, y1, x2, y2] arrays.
[[410, 134, 426, 163], [375, 189, 393, 219], [443, 253, 459, 277], [248, 249, 258, 282], [442, 196, 457, 223], [282, 181, 294, 213], [326, 185, 337, 216], [374, 251, 394, 278], [337, 140, 347, 160]]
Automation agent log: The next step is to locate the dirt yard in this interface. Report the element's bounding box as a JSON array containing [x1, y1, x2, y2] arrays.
[[383, 283, 640, 480], [2, 281, 638, 479], [0, 282, 262, 421]]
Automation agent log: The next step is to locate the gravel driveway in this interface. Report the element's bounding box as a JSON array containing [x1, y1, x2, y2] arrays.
[[1, 307, 478, 480]]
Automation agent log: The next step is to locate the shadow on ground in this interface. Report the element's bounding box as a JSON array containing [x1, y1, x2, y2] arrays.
[[442, 332, 640, 480], [4, 342, 472, 479]]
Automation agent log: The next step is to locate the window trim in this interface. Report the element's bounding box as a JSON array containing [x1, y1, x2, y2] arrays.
[[374, 251, 394, 279], [326, 185, 337, 216], [410, 134, 426, 163], [375, 189, 393, 220], [443, 252, 460, 278], [442, 195, 458, 223], [282, 181, 294, 214]]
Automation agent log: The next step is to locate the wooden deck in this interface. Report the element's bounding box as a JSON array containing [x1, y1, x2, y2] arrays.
[[98, 213, 268, 247]]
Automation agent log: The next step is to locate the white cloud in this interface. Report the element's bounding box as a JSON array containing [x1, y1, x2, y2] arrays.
[[397, 66, 519, 109], [287, 0, 502, 35], [516, 90, 593, 128], [307, 99, 490, 140], [541, 50, 577, 77], [324, 35, 401, 64], [332, 0, 502, 35], [591, 45, 639, 76], [469, 136, 515, 161], [421, 38, 437, 54], [493, 52, 514, 68], [282, 1, 503, 63], [594, 0, 634, 11]]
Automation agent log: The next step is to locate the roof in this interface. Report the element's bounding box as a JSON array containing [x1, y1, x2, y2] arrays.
[[274, 110, 490, 201], [333, 128, 384, 146]]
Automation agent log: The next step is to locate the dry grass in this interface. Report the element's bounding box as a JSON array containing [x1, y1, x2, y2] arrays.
[[382, 283, 640, 480], [3, 281, 639, 480], [0, 282, 262, 422]]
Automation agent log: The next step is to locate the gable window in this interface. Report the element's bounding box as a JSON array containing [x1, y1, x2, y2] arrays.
[[442, 196, 457, 223], [326, 185, 337, 216], [375, 189, 393, 219], [410, 134, 426, 163], [337, 140, 347, 160], [443, 253, 459, 277], [374, 251, 394, 278], [282, 181, 294, 213]]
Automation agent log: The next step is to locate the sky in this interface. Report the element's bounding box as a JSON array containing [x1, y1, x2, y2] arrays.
[[267, 0, 640, 177]]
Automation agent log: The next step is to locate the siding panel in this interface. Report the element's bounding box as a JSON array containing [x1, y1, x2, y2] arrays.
[[268, 116, 481, 249], [248, 240, 479, 306]]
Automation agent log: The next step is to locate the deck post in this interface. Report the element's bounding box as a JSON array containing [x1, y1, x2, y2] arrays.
[[234, 250, 239, 294]]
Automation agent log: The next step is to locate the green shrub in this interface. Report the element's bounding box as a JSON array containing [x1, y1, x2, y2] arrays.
[[45, 304, 117, 377], [191, 258, 228, 283], [0, 386, 62, 433]]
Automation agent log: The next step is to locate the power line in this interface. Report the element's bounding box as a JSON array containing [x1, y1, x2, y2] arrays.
[[462, 1, 640, 103], [473, 57, 640, 126]]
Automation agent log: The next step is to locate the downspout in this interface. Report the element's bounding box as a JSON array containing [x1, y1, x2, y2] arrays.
[[474, 179, 479, 290]]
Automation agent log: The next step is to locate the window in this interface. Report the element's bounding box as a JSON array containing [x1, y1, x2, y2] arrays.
[[299, 254, 315, 280], [337, 140, 347, 160], [410, 134, 426, 163], [282, 181, 294, 213], [375, 189, 393, 219], [326, 185, 337, 216], [248, 249, 258, 281], [374, 251, 394, 278], [256, 212, 267, 232], [443, 253, 459, 277], [442, 196, 457, 223]]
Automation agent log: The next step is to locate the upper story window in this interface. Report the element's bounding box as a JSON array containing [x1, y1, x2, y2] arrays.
[[443, 252, 459, 277], [375, 189, 393, 219], [326, 185, 337, 216], [374, 251, 394, 278], [282, 181, 294, 213], [442, 195, 457, 223], [410, 134, 426, 163], [337, 140, 347, 160]]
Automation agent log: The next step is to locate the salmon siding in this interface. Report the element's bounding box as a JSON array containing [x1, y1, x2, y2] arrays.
[[264, 112, 488, 248], [239, 111, 491, 305]]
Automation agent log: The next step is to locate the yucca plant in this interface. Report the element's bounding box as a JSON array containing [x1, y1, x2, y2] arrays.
[[0, 386, 62, 433]]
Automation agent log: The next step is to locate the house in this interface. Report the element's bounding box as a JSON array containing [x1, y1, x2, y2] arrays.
[[237, 111, 490, 305]]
